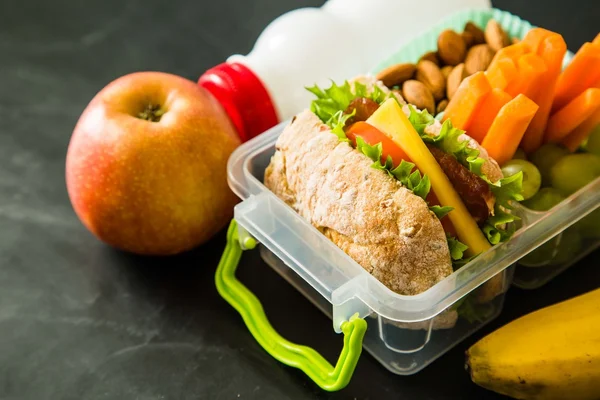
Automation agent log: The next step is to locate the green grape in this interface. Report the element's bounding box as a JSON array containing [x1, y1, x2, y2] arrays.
[[512, 148, 528, 160], [573, 207, 600, 239], [522, 187, 566, 211], [585, 124, 600, 156], [550, 153, 600, 196], [529, 143, 569, 187], [501, 159, 541, 200]]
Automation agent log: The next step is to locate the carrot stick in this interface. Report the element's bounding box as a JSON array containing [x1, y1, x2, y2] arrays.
[[505, 53, 548, 99], [485, 57, 518, 90], [521, 34, 567, 154], [552, 42, 600, 113], [482, 94, 539, 166], [466, 88, 513, 143], [561, 107, 600, 152], [442, 72, 492, 130], [545, 88, 600, 142], [485, 43, 529, 90], [594, 33, 600, 46], [522, 28, 554, 53], [491, 42, 530, 63]]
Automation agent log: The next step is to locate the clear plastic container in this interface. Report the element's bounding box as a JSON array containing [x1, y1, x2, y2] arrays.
[[219, 7, 600, 384]]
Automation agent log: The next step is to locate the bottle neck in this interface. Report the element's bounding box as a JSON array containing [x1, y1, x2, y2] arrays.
[[198, 62, 279, 142]]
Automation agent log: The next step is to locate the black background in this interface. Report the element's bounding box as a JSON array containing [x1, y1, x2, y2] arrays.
[[1, 0, 599, 399]]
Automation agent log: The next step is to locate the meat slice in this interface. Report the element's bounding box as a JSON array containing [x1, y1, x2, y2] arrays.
[[344, 98, 380, 124], [427, 145, 495, 224]]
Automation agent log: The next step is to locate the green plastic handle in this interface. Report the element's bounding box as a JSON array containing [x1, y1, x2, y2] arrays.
[[215, 219, 367, 392]]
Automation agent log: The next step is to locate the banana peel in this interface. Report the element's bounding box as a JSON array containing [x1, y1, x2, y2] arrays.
[[466, 287, 600, 400]]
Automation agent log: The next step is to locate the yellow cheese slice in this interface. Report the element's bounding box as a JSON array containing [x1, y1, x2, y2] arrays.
[[366, 99, 492, 256]]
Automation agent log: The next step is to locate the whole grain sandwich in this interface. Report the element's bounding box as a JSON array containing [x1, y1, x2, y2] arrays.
[[264, 76, 523, 328]]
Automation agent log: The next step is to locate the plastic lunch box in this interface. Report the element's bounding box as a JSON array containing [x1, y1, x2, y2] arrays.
[[215, 7, 600, 391]]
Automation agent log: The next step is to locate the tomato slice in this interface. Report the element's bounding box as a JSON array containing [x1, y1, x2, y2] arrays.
[[346, 121, 412, 167]]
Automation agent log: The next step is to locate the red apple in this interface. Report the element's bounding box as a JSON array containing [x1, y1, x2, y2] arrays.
[[65, 71, 241, 255]]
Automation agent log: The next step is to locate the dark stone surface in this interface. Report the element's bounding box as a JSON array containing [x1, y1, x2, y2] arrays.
[[0, 0, 598, 399]]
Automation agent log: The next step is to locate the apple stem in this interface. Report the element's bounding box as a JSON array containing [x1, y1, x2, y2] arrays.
[[138, 104, 165, 122]]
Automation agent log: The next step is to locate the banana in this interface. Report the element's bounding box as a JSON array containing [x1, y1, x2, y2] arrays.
[[466, 287, 600, 400]]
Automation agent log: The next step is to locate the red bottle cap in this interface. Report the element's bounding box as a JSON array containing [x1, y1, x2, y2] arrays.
[[198, 62, 279, 142]]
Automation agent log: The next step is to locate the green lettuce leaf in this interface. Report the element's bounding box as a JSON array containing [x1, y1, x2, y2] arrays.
[[407, 104, 435, 135], [419, 117, 485, 176], [306, 80, 393, 126], [355, 136, 382, 163], [327, 109, 356, 142], [482, 171, 524, 244], [430, 205, 454, 219], [447, 236, 469, 261], [355, 138, 437, 206]]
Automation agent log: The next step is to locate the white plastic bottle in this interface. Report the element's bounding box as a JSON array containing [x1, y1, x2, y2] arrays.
[[198, 0, 491, 142]]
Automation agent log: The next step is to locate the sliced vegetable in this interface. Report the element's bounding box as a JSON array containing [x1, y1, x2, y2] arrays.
[[442, 72, 492, 130], [594, 33, 600, 46], [466, 88, 513, 143], [367, 98, 492, 256], [490, 41, 530, 63], [505, 53, 547, 99], [481, 94, 539, 166], [561, 109, 600, 152], [552, 42, 600, 113], [346, 121, 412, 167], [522, 28, 554, 54], [485, 57, 518, 90], [521, 34, 567, 154], [484, 43, 529, 90], [545, 88, 600, 142]]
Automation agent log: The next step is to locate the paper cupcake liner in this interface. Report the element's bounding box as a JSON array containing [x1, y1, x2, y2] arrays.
[[369, 7, 573, 74]]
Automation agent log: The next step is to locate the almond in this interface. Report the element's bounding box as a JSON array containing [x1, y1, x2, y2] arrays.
[[464, 44, 495, 75], [416, 60, 446, 102], [376, 63, 416, 88], [419, 51, 440, 66], [447, 63, 467, 100], [437, 99, 449, 114], [461, 31, 475, 48], [464, 21, 486, 45], [402, 80, 435, 114], [485, 19, 510, 51], [441, 65, 453, 79], [438, 29, 467, 66]]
